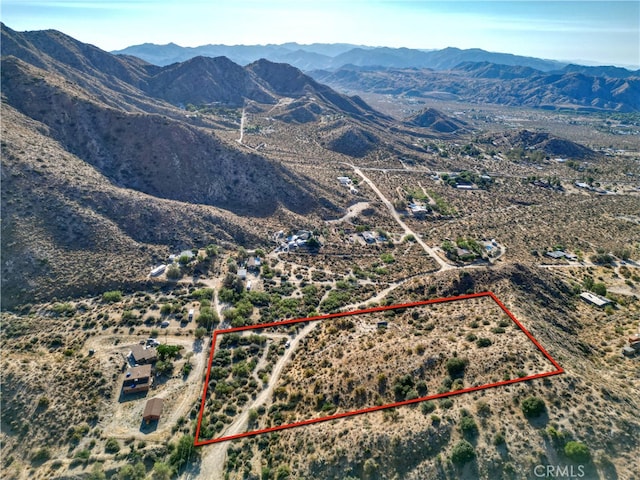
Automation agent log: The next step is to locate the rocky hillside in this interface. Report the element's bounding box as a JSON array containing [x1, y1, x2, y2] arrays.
[[3, 25, 386, 307], [311, 63, 640, 112], [482, 130, 597, 160], [406, 107, 467, 133]]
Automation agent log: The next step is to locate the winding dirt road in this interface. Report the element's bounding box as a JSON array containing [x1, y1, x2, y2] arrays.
[[350, 165, 454, 272]]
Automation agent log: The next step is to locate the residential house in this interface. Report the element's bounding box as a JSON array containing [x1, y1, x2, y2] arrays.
[[129, 345, 158, 365], [247, 256, 261, 271], [122, 364, 152, 394]]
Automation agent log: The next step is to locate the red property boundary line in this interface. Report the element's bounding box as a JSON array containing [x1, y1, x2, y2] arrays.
[[194, 291, 564, 446]]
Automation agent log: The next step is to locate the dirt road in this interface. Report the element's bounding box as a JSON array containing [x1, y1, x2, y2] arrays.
[[197, 321, 318, 479], [350, 166, 454, 272]]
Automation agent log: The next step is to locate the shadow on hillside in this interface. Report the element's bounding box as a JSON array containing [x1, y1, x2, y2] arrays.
[[526, 410, 549, 428]]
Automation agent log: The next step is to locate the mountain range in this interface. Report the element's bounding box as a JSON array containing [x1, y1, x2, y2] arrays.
[[2, 23, 397, 307], [311, 63, 640, 112], [113, 39, 640, 112], [113, 41, 640, 78]]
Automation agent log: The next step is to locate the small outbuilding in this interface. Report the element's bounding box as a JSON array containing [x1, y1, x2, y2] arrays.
[[580, 292, 612, 308], [622, 346, 637, 357], [143, 397, 164, 423]]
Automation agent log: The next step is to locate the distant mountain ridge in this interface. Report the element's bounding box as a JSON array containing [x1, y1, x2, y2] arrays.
[[113, 41, 640, 78], [311, 63, 640, 112], [114, 42, 572, 73]]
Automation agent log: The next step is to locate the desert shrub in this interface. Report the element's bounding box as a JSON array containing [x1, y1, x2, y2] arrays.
[[476, 337, 492, 348], [476, 401, 491, 417], [450, 440, 475, 465], [52, 302, 76, 316], [421, 401, 436, 414], [102, 291, 122, 303], [104, 438, 120, 453], [592, 282, 607, 296], [116, 462, 145, 480], [564, 441, 590, 462], [459, 416, 478, 437], [440, 398, 454, 409], [166, 264, 182, 279], [521, 396, 546, 418], [446, 357, 467, 377], [32, 447, 51, 463], [493, 431, 506, 445], [152, 462, 172, 480]]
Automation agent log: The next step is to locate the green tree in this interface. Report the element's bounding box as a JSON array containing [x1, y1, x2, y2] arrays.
[[521, 396, 546, 418], [156, 360, 173, 375], [102, 290, 122, 303], [564, 441, 590, 463], [451, 440, 475, 465], [166, 264, 182, 280], [196, 307, 219, 330], [194, 327, 207, 339], [446, 357, 467, 377], [157, 344, 182, 359], [152, 462, 172, 480], [592, 282, 607, 296], [169, 435, 198, 472]]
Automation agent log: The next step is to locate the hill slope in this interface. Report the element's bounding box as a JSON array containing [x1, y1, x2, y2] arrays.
[[311, 64, 640, 112]]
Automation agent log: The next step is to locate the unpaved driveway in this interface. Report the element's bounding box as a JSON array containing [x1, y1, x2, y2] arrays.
[[350, 165, 454, 272]]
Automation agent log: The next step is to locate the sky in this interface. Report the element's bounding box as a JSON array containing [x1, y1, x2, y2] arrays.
[[2, 0, 639, 67]]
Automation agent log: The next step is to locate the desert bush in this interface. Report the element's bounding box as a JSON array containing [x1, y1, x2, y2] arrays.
[[459, 415, 479, 437], [450, 440, 475, 465], [166, 264, 182, 279], [521, 396, 546, 418], [31, 447, 51, 463], [421, 401, 436, 414], [102, 291, 122, 303], [446, 357, 467, 377], [564, 441, 590, 462], [476, 337, 492, 348], [104, 437, 120, 453]]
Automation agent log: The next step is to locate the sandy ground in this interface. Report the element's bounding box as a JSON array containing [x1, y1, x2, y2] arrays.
[[88, 333, 209, 443]]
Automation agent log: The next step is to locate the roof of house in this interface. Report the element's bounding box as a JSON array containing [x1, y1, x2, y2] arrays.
[[143, 397, 164, 419], [130, 344, 157, 363], [546, 250, 566, 259], [125, 364, 152, 382], [580, 292, 612, 307]]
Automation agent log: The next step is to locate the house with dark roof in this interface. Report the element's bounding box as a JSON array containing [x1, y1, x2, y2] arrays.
[[143, 397, 164, 423], [129, 344, 158, 365], [122, 364, 152, 394]]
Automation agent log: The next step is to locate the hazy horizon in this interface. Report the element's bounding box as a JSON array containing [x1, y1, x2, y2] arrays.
[[2, 0, 639, 68]]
